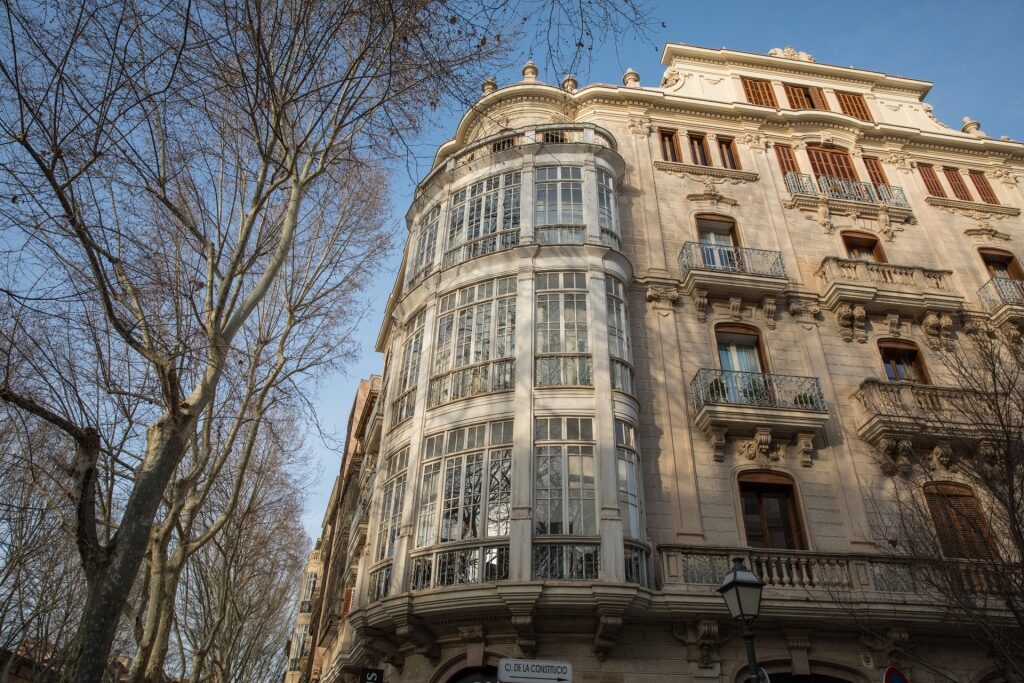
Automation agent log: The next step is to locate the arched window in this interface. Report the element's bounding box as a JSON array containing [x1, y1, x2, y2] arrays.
[[979, 248, 1023, 280], [841, 231, 885, 263], [738, 471, 806, 549], [877, 339, 928, 384], [924, 482, 995, 559], [697, 215, 740, 270]]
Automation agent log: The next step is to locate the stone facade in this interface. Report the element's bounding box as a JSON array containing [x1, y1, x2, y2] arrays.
[[292, 44, 1024, 683]]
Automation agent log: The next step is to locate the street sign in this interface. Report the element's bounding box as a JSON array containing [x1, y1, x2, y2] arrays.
[[360, 668, 384, 683], [498, 659, 572, 683]]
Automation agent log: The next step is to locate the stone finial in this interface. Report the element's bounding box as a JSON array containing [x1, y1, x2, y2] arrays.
[[962, 116, 985, 137], [622, 68, 640, 88], [561, 73, 578, 93], [522, 60, 538, 82], [481, 76, 497, 95]]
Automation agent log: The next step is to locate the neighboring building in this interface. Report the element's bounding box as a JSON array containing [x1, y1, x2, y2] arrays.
[[299, 44, 1024, 683]]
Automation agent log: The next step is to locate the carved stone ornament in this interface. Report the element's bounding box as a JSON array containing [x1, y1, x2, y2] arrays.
[[660, 67, 685, 89], [921, 310, 954, 350], [768, 46, 815, 62], [922, 103, 952, 130], [646, 284, 680, 310], [628, 116, 652, 136], [788, 293, 821, 328], [709, 426, 727, 462], [885, 312, 902, 337], [876, 435, 913, 476], [793, 432, 816, 468], [739, 132, 766, 152], [836, 302, 868, 343], [738, 427, 783, 465], [671, 619, 729, 668], [930, 442, 953, 471], [729, 296, 743, 321], [964, 220, 1011, 241], [883, 153, 914, 173], [693, 288, 709, 322], [762, 296, 777, 329], [990, 166, 1020, 187]]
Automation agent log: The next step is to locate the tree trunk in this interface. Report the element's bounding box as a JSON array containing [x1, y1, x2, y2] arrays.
[[66, 413, 191, 683]]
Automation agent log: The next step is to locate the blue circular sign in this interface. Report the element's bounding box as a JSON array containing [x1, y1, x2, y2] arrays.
[[884, 666, 909, 683]]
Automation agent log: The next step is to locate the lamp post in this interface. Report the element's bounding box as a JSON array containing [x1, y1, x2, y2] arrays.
[[718, 557, 766, 683]]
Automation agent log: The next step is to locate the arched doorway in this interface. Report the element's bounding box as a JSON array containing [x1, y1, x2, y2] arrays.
[[447, 666, 499, 683]]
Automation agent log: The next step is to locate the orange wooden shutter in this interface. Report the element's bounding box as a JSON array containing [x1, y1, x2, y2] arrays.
[[742, 78, 778, 107], [918, 164, 946, 197], [809, 87, 830, 111], [969, 171, 999, 204], [943, 168, 973, 201], [807, 147, 858, 181], [925, 483, 994, 560], [836, 92, 873, 122], [775, 145, 800, 175], [784, 84, 810, 109], [864, 157, 888, 186], [341, 586, 353, 617]]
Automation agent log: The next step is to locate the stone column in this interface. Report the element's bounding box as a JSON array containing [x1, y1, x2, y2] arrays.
[[627, 115, 670, 278], [520, 159, 536, 244], [510, 264, 536, 581], [584, 157, 602, 244]]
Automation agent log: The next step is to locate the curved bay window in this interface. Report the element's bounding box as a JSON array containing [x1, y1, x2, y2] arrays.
[[408, 204, 440, 287], [739, 471, 806, 550], [878, 339, 928, 383], [535, 271, 592, 387], [411, 420, 513, 590], [428, 277, 517, 407], [534, 166, 584, 244], [597, 169, 620, 248], [443, 172, 522, 268], [924, 482, 995, 560], [615, 420, 643, 539]]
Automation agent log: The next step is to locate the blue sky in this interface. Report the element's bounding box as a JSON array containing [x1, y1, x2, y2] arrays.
[[300, 0, 1024, 538]]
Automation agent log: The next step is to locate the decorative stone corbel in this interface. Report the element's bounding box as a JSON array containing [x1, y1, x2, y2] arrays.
[[739, 132, 766, 153], [929, 442, 953, 471], [672, 619, 729, 668], [729, 297, 742, 321], [860, 627, 912, 666], [787, 293, 821, 328], [628, 116, 652, 137], [762, 296, 777, 329], [646, 284, 680, 313], [883, 153, 914, 173], [593, 614, 623, 661], [885, 312, 902, 337], [709, 426, 727, 462], [876, 435, 913, 476], [836, 302, 867, 342], [793, 432, 816, 468], [360, 628, 403, 670], [877, 206, 903, 241], [738, 427, 782, 465], [395, 617, 440, 663], [499, 586, 542, 657], [693, 289, 709, 322], [817, 197, 836, 234], [784, 630, 812, 676]]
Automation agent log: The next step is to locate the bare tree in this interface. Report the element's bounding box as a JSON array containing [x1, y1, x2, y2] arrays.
[[0, 0, 650, 680], [853, 321, 1024, 680]]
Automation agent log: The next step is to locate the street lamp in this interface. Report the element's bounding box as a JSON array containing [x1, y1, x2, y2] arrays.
[[718, 557, 766, 683]]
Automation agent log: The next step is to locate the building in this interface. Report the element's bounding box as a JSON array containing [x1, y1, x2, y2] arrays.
[[294, 43, 1024, 683]]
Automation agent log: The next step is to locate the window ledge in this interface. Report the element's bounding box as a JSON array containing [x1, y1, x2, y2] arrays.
[[654, 160, 759, 183], [926, 196, 1019, 217]]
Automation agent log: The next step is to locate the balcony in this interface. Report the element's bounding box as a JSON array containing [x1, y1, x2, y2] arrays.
[[442, 230, 521, 270], [817, 257, 964, 314], [785, 172, 914, 224], [678, 242, 788, 301], [427, 358, 516, 408], [978, 277, 1024, 328], [690, 368, 829, 442], [659, 546, 1004, 600], [410, 542, 511, 591]]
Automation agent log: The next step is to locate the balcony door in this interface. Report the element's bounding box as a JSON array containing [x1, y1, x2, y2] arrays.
[[716, 326, 766, 404], [698, 217, 739, 271], [807, 145, 858, 181], [739, 472, 805, 550]]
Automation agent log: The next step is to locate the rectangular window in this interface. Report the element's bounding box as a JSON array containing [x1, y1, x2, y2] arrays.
[[391, 310, 426, 425], [409, 205, 440, 287], [443, 172, 521, 269], [606, 276, 634, 395], [926, 484, 995, 560], [783, 84, 829, 111], [918, 164, 946, 198], [943, 168, 973, 201], [740, 478, 804, 549], [741, 77, 778, 108], [535, 166, 583, 226], [969, 170, 999, 205], [659, 129, 680, 162], [534, 417, 596, 536], [835, 91, 873, 122], [863, 157, 888, 187], [718, 137, 740, 170], [429, 277, 516, 407], [688, 133, 710, 166], [880, 343, 926, 383], [596, 169, 619, 248], [615, 421, 642, 539], [375, 471, 406, 561], [775, 144, 800, 176], [535, 272, 592, 386]]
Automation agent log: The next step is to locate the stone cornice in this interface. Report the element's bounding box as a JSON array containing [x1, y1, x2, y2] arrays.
[[654, 160, 758, 183], [926, 196, 1021, 217]]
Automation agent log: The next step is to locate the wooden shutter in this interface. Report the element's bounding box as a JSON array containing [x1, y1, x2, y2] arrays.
[[659, 130, 679, 162], [970, 171, 999, 204], [784, 84, 810, 109], [807, 146, 858, 181], [775, 145, 800, 176], [943, 168, 973, 201], [742, 77, 778, 108], [918, 164, 946, 197], [925, 483, 994, 560], [808, 87, 830, 111], [835, 92, 873, 122], [864, 157, 888, 186], [341, 586, 354, 617]]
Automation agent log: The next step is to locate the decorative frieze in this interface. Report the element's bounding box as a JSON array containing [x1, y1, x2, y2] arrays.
[[927, 195, 1021, 218]]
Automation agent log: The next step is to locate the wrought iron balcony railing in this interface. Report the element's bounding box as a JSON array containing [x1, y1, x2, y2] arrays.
[[427, 358, 516, 408], [690, 368, 827, 412], [978, 276, 1024, 312], [679, 242, 787, 279], [442, 229, 520, 269], [535, 354, 593, 387], [409, 542, 511, 591], [532, 541, 600, 580], [784, 172, 911, 209]]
